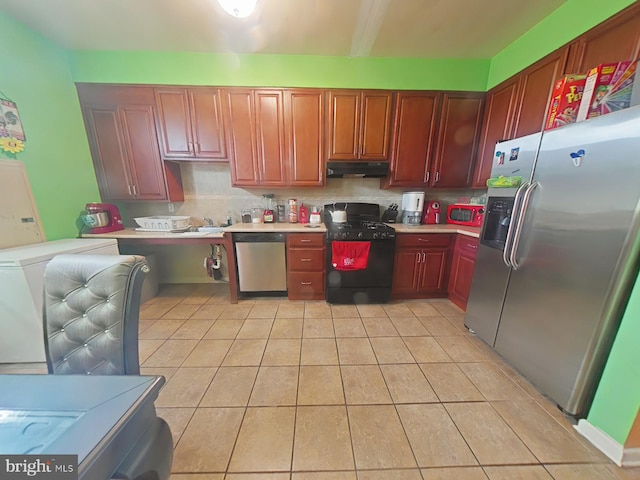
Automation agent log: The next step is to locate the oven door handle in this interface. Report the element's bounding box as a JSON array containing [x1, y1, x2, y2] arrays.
[[502, 182, 529, 268]]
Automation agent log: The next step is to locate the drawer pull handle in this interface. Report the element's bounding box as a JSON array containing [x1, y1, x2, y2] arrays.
[[418, 238, 430, 242], [301, 258, 312, 261], [467, 244, 477, 249], [421, 252, 426, 262], [301, 281, 312, 285], [300, 239, 312, 242]]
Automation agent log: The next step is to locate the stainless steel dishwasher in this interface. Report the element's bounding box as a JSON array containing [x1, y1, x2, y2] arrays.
[[233, 232, 287, 294]]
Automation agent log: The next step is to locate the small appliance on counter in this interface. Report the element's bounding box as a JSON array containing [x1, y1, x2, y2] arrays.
[[401, 191, 425, 225], [422, 201, 441, 224], [447, 203, 485, 227], [81, 203, 124, 234], [263, 194, 275, 223]]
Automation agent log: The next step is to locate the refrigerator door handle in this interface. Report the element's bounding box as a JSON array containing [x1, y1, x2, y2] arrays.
[[502, 182, 529, 267], [510, 181, 539, 270]]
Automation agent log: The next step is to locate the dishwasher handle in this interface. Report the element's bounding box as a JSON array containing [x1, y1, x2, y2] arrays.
[[233, 232, 286, 242]]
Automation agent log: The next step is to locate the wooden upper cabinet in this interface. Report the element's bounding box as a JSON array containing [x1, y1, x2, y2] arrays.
[[512, 47, 569, 138], [285, 90, 324, 186], [119, 105, 170, 200], [222, 89, 259, 186], [565, 3, 640, 74], [255, 90, 287, 186], [77, 84, 183, 202], [472, 77, 519, 188], [360, 92, 393, 159], [327, 90, 393, 161], [431, 92, 484, 188], [385, 91, 439, 187], [155, 87, 227, 161], [84, 106, 133, 201]]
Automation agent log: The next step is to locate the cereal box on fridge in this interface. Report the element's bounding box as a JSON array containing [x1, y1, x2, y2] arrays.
[[576, 61, 632, 121], [544, 74, 587, 130], [597, 59, 640, 113]]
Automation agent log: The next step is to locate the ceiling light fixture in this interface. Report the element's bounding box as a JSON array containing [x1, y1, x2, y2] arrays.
[[217, 0, 258, 18]]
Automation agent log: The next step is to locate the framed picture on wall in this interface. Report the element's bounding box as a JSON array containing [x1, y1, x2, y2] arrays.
[[0, 99, 25, 141]]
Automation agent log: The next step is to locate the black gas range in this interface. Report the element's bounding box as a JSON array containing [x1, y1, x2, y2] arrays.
[[323, 203, 396, 304]]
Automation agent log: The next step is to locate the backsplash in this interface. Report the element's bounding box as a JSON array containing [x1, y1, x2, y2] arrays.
[[119, 163, 486, 227]]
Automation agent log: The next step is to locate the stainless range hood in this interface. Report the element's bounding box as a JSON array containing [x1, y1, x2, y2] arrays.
[[326, 161, 389, 178]]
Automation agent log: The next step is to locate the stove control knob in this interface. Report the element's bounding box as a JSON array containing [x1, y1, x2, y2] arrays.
[[372, 232, 379, 239], [342, 232, 348, 239], [357, 232, 364, 239]]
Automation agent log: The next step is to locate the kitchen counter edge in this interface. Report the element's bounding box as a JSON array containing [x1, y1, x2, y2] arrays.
[[390, 224, 480, 238]]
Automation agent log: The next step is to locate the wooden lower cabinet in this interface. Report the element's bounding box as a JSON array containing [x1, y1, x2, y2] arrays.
[[391, 234, 452, 299], [448, 236, 479, 310], [286, 233, 325, 300]]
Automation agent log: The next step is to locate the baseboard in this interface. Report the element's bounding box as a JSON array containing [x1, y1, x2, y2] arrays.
[[576, 419, 624, 466], [622, 447, 640, 467]]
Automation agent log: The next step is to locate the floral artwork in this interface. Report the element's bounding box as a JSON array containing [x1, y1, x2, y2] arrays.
[[0, 137, 25, 159], [0, 99, 25, 141]]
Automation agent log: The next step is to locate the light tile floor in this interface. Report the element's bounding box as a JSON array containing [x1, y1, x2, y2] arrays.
[[4, 283, 640, 480]]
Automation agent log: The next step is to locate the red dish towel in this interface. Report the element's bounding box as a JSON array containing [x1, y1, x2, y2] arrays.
[[332, 241, 371, 271]]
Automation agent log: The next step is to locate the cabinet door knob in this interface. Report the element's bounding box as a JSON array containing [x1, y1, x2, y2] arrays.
[[301, 258, 312, 262], [415, 252, 421, 264], [418, 238, 430, 242], [301, 281, 312, 285], [132, 184, 137, 196], [127, 185, 133, 196], [434, 171, 440, 183], [422, 252, 426, 262], [300, 239, 311, 243]]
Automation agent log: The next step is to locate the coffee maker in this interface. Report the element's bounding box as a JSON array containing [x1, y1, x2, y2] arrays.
[[81, 203, 124, 233], [401, 191, 425, 225]]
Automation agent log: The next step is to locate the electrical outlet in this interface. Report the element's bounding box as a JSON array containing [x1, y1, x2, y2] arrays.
[[168, 203, 175, 212]]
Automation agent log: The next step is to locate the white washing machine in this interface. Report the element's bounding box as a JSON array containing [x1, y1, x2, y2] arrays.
[[0, 238, 119, 363]]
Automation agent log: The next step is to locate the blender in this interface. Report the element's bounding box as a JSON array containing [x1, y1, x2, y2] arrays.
[[263, 194, 275, 223]]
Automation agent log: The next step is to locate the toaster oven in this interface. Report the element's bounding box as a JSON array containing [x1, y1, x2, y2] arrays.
[[447, 204, 485, 227]]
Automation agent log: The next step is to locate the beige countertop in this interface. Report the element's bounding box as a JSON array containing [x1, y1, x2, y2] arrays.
[[82, 223, 478, 239], [82, 228, 226, 240], [390, 224, 481, 238], [224, 223, 327, 233]]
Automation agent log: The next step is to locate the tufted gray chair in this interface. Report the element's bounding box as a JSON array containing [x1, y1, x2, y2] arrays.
[[43, 254, 149, 375]]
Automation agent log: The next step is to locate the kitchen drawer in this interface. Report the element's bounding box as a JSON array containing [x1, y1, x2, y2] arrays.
[[456, 235, 479, 258], [287, 233, 325, 248], [288, 271, 325, 300], [287, 248, 324, 271], [396, 233, 452, 248]]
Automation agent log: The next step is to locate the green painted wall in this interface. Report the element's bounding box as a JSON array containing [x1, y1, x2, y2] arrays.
[[488, 0, 636, 88], [0, 12, 99, 240], [588, 272, 640, 444], [68, 51, 490, 91]]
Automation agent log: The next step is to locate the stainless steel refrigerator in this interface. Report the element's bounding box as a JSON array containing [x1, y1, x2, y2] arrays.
[[465, 105, 640, 417]]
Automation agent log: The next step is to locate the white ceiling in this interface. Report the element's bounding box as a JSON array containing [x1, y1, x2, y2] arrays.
[[0, 0, 567, 58]]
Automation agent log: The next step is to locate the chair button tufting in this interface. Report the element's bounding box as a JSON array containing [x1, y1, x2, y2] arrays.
[[82, 313, 88, 317], [84, 343, 88, 347], [104, 329, 109, 333], [61, 298, 66, 303], [60, 328, 65, 332], [86, 371, 91, 375], [84, 283, 89, 288], [106, 298, 110, 303]]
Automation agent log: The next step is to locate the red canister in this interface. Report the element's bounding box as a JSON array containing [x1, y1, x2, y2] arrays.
[[299, 204, 309, 223]]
